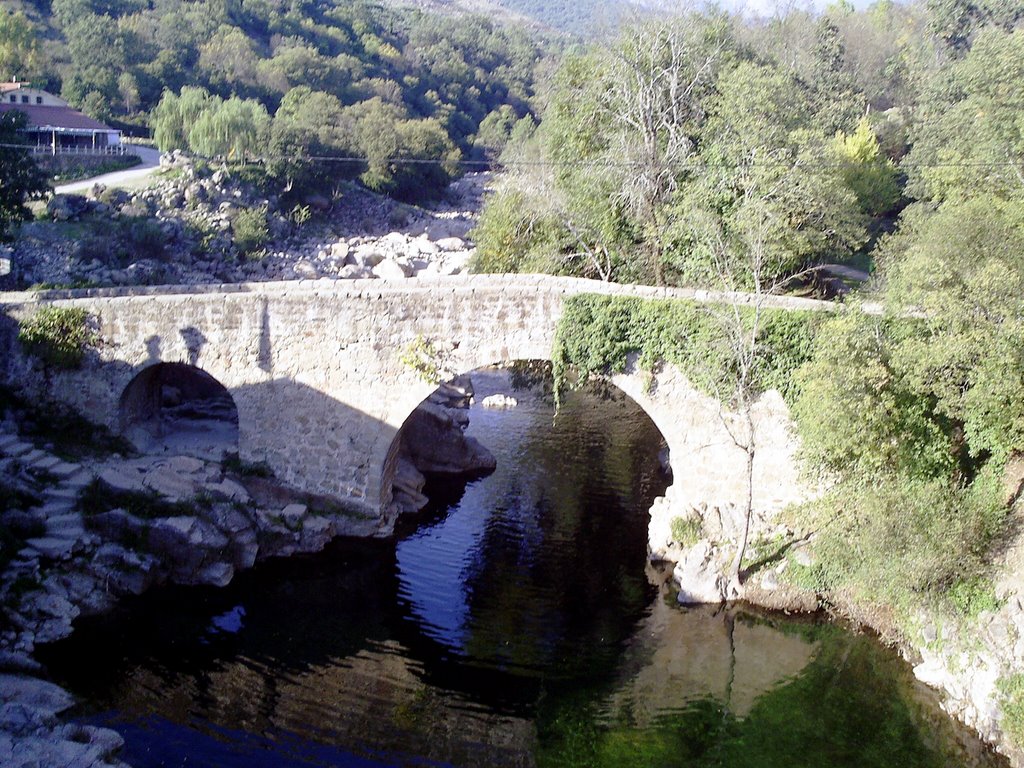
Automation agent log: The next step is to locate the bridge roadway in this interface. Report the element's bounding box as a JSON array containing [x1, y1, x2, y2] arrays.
[[0, 274, 825, 536]]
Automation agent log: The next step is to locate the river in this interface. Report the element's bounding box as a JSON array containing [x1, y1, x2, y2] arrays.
[[38, 368, 1008, 767]]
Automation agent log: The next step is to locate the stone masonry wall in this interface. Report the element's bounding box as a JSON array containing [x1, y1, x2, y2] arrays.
[[0, 275, 825, 533]]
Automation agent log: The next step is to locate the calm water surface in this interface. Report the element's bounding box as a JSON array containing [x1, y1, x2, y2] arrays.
[[40, 370, 1008, 767]]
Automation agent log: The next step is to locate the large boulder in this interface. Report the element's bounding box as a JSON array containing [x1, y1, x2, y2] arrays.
[[399, 400, 496, 476], [372, 258, 412, 280], [674, 540, 729, 605], [46, 194, 90, 222]]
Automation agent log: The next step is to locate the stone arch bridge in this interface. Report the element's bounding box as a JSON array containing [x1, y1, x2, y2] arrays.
[[0, 275, 827, 541]]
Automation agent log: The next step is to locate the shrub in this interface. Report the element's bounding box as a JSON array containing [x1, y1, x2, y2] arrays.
[[122, 218, 168, 262], [232, 204, 270, 255], [18, 306, 96, 369], [400, 336, 447, 384], [793, 471, 1006, 615], [551, 294, 820, 406]]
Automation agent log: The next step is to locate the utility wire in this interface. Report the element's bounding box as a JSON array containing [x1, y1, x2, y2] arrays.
[[3, 142, 1023, 172]]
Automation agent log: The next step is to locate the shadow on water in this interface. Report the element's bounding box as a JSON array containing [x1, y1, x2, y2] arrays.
[[36, 370, 1010, 768]]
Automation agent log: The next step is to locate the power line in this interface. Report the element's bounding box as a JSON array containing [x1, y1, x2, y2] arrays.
[[3, 142, 1023, 172]]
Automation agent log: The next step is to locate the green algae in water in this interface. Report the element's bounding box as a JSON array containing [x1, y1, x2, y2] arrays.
[[537, 614, 998, 768]]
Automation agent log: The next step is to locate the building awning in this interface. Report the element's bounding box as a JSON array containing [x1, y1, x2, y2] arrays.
[[0, 103, 119, 134]]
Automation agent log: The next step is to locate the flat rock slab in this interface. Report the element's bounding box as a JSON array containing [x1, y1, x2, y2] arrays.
[[143, 466, 197, 500], [29, 456, 61, 472], [0, 675, 75, 714], [45, 514, 85, 537], [24, 537, 77, 560], [99, 467, 145, 493], [3, 442, 33, 458], [22, 450, 48, 465], [49, 462, 82, 480], [204, 479, 249, 503], [166, 455, 205, 474], [62, 471, 93, 490]]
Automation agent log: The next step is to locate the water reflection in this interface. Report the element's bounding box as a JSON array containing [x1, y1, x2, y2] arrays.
[[38, 370, 1007, 768]]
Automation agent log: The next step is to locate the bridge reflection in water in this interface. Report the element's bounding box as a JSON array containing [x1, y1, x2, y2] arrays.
[[37, 370, 1004, 768]]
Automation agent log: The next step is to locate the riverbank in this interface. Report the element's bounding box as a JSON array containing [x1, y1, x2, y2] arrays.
[[0, 418, 384, 766], [646, 431, 1024, 767]]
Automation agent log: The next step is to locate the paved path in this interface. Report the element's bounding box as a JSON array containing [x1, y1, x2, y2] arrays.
[[54, 146, 162, 195]]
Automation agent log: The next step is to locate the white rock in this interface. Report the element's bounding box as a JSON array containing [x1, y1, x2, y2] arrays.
[[351, 245, 384, 268], [0, 675, 74, 715], [674, 540, 727, 605], [292, 259, 319, 279], [372, 259, 412, 280], [280, 504, 307, 525], [434, 236, 466, 252], [481, 394, 518, 409], [195, 562, 234, 587], [338, 264, 370, 279]]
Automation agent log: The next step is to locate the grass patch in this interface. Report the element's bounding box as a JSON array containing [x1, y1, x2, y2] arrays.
[[1000, 674, 1024, 746], [947, 576, 1001, 618], [77, 478, 206, 520], [669, 516, 702, 547], [222, 452, 274, 478]]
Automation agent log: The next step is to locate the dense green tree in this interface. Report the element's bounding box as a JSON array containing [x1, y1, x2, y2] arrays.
[[197, 25, 262, 93], [188, 96, 270, 160], [906, 27, 1024, 204], [0, 10, 43, 82], [669, 61, 866, 286], [152, 86, 219, 150], [0, 112, 50, 241]]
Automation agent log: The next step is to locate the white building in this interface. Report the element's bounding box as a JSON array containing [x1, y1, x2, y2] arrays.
[[0, 80, 123, 155]]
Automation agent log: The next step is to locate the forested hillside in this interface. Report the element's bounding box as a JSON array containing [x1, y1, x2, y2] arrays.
[[504, 0, 1024, 648], [472, 0, 1024, 287], [1, 0, 550, 199]]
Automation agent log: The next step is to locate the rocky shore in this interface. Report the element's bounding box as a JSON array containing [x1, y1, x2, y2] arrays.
[[5, 151, 486, 291], [0, 417, 385, 766], [0, 369, 499, 766], [648, 482, 1024, 767]]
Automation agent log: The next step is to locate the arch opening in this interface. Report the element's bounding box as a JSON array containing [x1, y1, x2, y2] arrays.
[[382, 360, 672, 520], [384, 360, 674, 673], [119, 362, 239, 460]]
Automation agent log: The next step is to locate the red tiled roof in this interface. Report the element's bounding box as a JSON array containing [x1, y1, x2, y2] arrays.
[[0, 103, 117, 133], [0, 83, 23, 93]]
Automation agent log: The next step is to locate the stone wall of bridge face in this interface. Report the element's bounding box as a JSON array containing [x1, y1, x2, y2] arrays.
[[0, 275, 815, 537]]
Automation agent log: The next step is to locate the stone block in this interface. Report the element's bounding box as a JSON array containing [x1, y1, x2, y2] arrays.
[[143, 466, 197, 500], [280, 503, 307, 525]]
